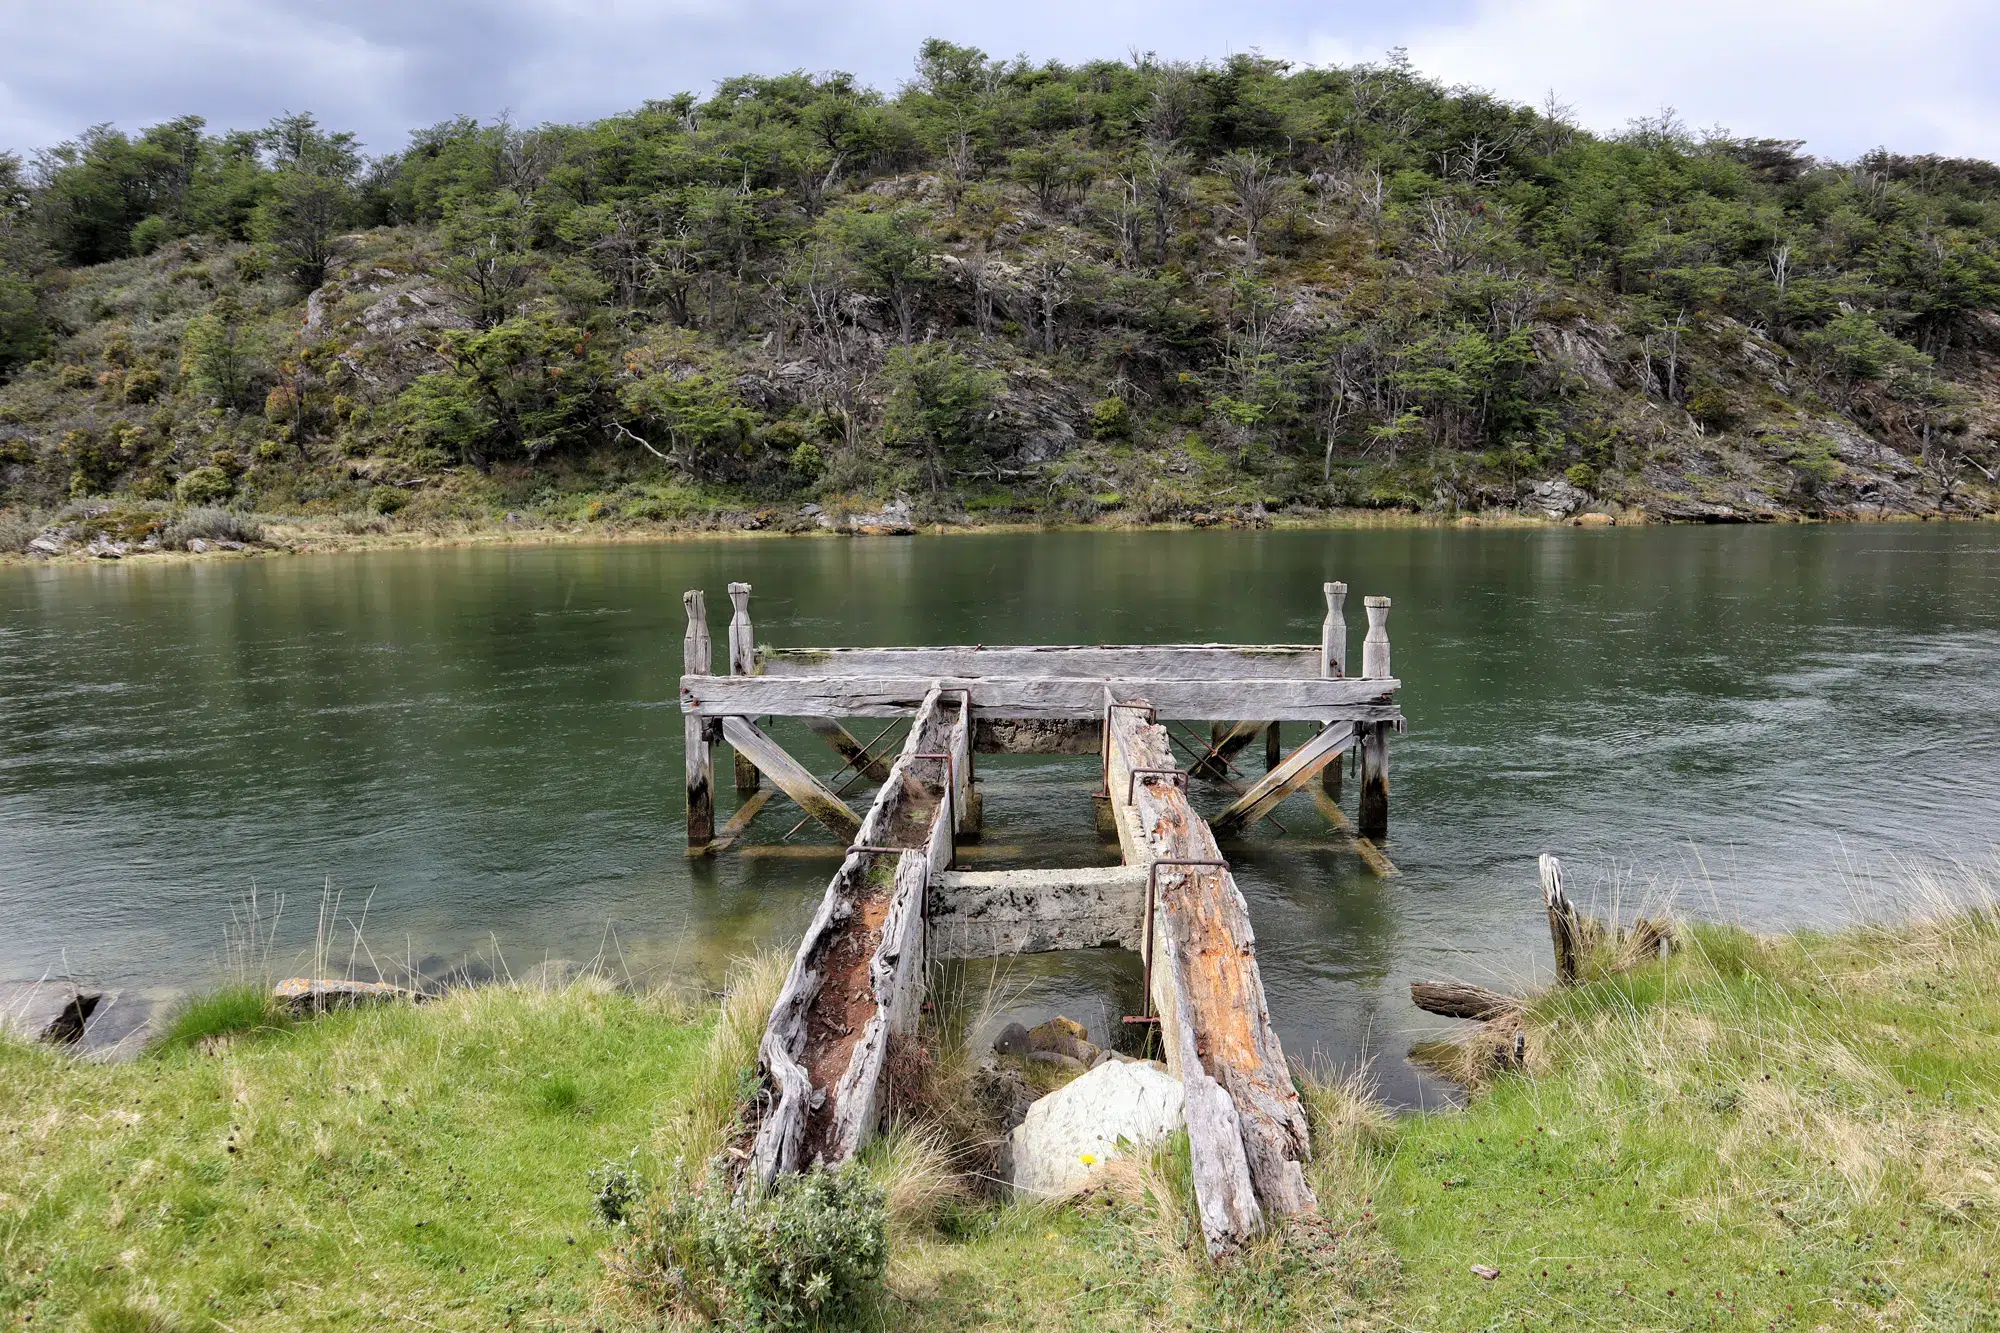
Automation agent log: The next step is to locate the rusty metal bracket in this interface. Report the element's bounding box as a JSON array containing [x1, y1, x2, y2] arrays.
[[1124, 858, 1229, 1028], [1098, 698, 1160, 795]]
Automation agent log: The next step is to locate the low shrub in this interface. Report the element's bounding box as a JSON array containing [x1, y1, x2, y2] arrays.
[[173, 465, 234, 505], [618, 1161, 888, 1331], [161, 507, 263, 549], [0, 509, 43, 553]]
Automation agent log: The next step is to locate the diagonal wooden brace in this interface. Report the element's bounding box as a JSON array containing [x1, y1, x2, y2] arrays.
[[804, 717, 893, 783], [719, 716, 861, 840], [1211, 722, 1360, 834]]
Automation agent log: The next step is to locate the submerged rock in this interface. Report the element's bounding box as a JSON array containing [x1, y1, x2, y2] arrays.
[[1005, 1059, 1186, 1199], [992, 1021, 1032, 1055]]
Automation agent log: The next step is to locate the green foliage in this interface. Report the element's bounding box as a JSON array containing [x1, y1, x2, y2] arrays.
[[881, 344, 1000, 491], [1089, 396, 1133, 440], [617, 334, 758, 478], [151, 985, 288, 1052], [177, 293, 257, 410], [128, 215, 175, 256], [589, 1152, 644, 1226], [398, 312, 609, 468], [626, 1162, 888, 1331], [0, 275, 46, 377], [172, 466, 234, 506]]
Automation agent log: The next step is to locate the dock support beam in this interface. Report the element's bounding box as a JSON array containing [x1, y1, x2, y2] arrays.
[[728, 582, 760, 795], [684, 590, 714, 846], [1321, 582, 1346, 799], [1358, 596, 1391, 841], [720, 716, 861, 841]]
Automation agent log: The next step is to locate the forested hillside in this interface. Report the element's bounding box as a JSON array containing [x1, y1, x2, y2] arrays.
[[3, 42, 1998, 540]]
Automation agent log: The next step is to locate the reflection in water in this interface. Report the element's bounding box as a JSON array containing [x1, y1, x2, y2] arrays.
[[2, 526, 1997, 1103]]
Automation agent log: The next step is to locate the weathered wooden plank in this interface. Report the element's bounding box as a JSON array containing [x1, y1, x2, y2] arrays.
[[804, 717, 893, 782], [946, 690, 977, 836], [719, 717, 861, 841], [683, 590, 714, 846], [1212, 722, 1359, 834], [761, 644, 1322, 680], [828, 849, 929, 1161], [928, 866, 1147, 957], [683, 673, 1402, 721], [1104, 702, 1315, 1254]]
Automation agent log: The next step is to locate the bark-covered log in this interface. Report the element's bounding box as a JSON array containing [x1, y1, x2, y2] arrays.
[[1410, 982, 1525, 1021]]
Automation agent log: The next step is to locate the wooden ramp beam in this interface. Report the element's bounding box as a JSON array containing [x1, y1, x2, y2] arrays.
[[751, 687, 957, 1188], [928, 866, 1146, 957], [1103, 697, 1315, 1255], [1212, 722, 1360, 834], [690, 788, 774, 858], [719, 716, 861, 841]]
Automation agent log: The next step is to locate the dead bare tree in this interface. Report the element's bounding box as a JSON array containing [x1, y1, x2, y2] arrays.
[[1217, 150, 1291, 261]]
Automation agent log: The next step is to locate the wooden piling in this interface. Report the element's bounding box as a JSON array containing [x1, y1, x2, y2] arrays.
[[683, 590, 715, 846], [1321, 582, 1347, 798], [1264, 722, 1281, 772], [728, 582, 760, 794], [1541, 854, 1584, 984], [1357, 597, 1391, 841]]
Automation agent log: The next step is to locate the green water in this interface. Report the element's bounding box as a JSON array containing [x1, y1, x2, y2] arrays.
[[3, 526, 1996, 1101]]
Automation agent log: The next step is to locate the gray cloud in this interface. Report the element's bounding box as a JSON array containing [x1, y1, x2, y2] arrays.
[[2, 0, 1994, 162]]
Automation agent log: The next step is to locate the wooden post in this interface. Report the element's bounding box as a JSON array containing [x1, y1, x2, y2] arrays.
[[683, 590, 714, 846], [1358, 596, 1390, 841], [1321, 581, 1347, 678], [1321, 582, 1346, 798], [1541, 854, 1583, 985], [727, 582, 760, 794], [1264, 722, 1281, 772]]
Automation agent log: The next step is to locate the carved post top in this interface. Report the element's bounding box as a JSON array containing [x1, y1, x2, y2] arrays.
[[726, 582, 754, 674], [728, 581, 752, 612], [1361, 596, 1391, 679], [683, 589, 712, 674], [1321, 581, 1349, 678]]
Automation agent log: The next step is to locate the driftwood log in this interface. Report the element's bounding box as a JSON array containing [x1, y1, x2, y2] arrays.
[[1409, 982, 1525, 1022]]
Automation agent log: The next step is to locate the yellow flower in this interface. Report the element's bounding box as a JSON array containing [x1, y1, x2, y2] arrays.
[[1079, 1153, 1097, 1166]]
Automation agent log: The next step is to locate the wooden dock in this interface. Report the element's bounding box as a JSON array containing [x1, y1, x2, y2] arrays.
[[678, 581, 1405, 1254]]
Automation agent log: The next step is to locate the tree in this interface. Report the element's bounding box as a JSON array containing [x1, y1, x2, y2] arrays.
[[437, 192, 535, 328], [829, 207, 934, 344], [180, 293, 258, 409], [880, 344, 1000, 493], [1217, 150, 1290, 260], [251, 114, 359, 288]]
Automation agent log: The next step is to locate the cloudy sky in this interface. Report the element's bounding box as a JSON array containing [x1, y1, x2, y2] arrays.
[[3, 0, 1997, 163]]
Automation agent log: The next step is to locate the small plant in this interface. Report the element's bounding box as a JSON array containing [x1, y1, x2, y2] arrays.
[[590, 1151, 645, 1226], [0, 509, 43, 553], [1089, 396, 1133, 440], [1564, 462, 1598, 492], [161, 507, 262, 548], [619, 1160, 888, 1331]]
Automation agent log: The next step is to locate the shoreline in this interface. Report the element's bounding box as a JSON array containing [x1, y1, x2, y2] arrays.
[[6, 502, 1994, 570]]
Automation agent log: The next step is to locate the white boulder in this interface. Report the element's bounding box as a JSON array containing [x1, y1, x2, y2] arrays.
[[1006, 1059, 1184, 1199]]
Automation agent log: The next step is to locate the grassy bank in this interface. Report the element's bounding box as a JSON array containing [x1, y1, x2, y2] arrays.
[[6, 895, 1998, 1330]]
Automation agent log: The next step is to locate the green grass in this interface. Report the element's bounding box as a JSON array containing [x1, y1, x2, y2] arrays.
[[148, 984, 291, 1054], [8, 902, 2000, 1330], [0, 978, 707, 1330]]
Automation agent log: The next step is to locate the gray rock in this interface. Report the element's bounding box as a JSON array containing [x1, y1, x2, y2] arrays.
[[1007, 1060, 1186, 1199], [1527, 476, 1587, 517], [0, 981, 99, 1045], [993, 1021, 1032, 1056], [25, 535, 66, 557], [77, 987, 182, 1062], [273, 977, 424, 1013]]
